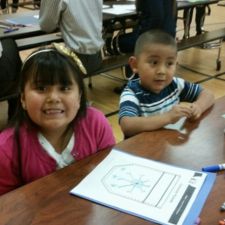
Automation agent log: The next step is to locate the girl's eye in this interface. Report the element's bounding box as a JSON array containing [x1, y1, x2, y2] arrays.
[[36, 86, 46, 91], [60, 86, 71, 91]]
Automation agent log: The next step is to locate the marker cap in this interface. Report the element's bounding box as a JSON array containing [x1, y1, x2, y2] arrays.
[[202, 165, 220, 172]]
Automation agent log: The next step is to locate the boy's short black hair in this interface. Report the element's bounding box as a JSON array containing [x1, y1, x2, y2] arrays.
[[134, 29, 177, 56]]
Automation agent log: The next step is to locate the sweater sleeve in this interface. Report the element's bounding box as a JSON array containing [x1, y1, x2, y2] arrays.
[[0, 131, 21, 196], [74, 107, 116, 160], [92, 108, 116, 150]]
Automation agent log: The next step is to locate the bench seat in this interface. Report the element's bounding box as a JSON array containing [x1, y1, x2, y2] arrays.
[[15, 27, 225, 76], [177, 28, 225, 50], [5, 27, 223, 108], [92, 27, 225, 76], [16, 32, 63, 51]]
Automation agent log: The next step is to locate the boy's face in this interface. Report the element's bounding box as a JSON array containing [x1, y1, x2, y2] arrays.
[[129, 43, 177, 94]]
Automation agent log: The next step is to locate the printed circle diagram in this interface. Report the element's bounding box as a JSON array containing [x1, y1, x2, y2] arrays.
[[101, 164, 179, 208]]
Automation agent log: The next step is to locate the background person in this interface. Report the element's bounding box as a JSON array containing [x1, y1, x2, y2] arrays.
[[39, 0, 104, 75]]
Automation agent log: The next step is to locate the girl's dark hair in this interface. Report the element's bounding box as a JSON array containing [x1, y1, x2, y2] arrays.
[[9, 47, 87, 184]]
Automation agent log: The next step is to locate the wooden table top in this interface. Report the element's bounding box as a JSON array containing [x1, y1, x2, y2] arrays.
[[0, 96, 224, 225]]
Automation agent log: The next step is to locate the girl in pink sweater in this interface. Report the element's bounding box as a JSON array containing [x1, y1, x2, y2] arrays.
[[0, 45, 115, 195]]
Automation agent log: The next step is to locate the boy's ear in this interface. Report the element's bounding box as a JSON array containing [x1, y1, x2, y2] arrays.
[[128, 56, 138, 74]]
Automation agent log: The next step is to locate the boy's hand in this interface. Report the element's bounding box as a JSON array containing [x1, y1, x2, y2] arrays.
[[189, 103, 202, 120], [167, 103, 193, 124], [178, 102, 202, 121]]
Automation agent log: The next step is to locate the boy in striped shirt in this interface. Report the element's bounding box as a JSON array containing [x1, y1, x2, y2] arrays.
[[119, 30, 214, 138]]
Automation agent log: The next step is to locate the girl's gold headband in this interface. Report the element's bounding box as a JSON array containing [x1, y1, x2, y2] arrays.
[[22, 43, 87, 75], [53, 43, 87, 75]]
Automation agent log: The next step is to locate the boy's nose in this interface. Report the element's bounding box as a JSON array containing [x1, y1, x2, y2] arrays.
[[157, 65, 166, 75]]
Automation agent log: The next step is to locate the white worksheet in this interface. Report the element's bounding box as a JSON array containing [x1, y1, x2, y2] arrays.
[[70, 149, 214, 225], [164, 117, 187, 133]]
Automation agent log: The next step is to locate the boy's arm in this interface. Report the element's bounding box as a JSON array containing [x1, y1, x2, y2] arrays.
[[120, 104, 193, 137], [120, 114, 171, 137], [191, 89, 215, 120]]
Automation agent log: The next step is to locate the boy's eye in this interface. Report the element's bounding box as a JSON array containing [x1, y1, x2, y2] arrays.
[[149, 60, 158, 65], [167, 61, 175, 66]]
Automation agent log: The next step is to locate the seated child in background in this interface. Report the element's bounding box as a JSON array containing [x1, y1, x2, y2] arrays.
[[0, 45, 115, 195], [119, 30, 215, 138]]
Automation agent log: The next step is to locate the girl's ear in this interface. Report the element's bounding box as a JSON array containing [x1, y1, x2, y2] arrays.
[[20, 93, 26, 110], [128, 56, 138, 74]]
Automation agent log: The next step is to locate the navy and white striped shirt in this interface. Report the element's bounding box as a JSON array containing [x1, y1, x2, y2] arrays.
[[119, 77, 202, 121]]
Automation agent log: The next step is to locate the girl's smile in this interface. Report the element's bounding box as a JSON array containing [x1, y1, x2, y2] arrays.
[[21, 82, 81, 135]]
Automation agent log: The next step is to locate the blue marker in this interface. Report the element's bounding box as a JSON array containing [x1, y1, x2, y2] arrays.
[[202, 163, 225, 172], [4, 27, 19, 33]]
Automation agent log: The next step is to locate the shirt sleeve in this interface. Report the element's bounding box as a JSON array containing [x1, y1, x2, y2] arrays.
[[119, 86, 140, 122], [39, 0, 62, 33], [179, 79, 202, 102]]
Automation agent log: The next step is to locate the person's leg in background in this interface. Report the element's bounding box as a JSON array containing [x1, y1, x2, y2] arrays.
[[182, 7, 194, 38], [195, 5, 206, 35], [1, 0, 8, 14], [11, 0, 19, 13]]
